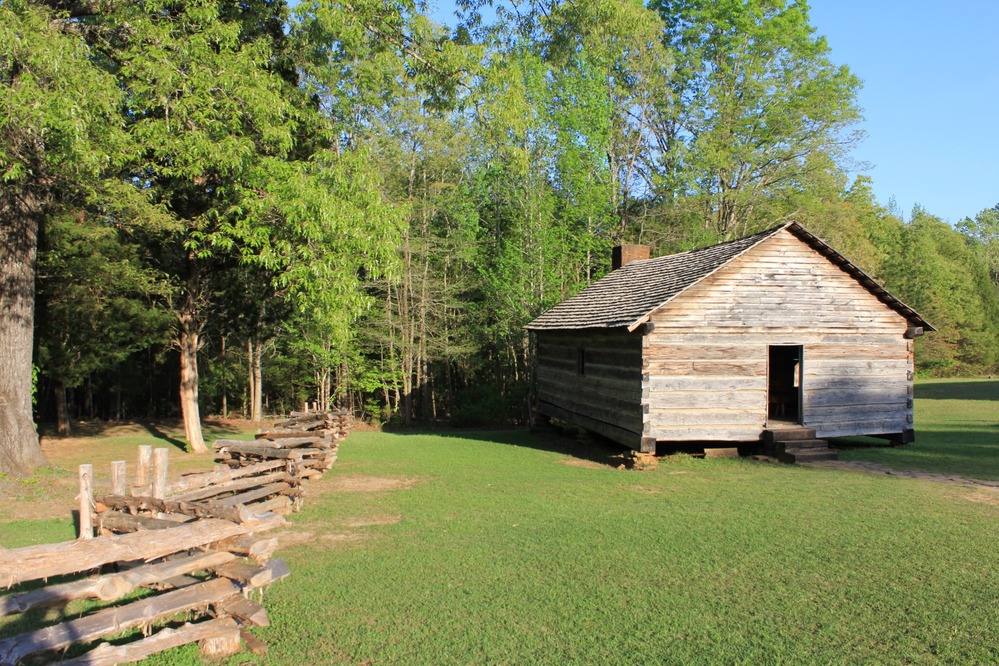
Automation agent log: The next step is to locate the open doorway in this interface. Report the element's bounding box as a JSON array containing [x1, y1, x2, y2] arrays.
[[768, 345, 802, 424]]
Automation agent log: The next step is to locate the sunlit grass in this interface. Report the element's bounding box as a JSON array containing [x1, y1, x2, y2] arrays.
[[5, 384, 998, 664]]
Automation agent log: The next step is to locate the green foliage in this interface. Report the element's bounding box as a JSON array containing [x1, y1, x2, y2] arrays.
[[6, 0, 996, 435], [880, 210, 999, 375], [649, 0, 862, 238], [35, 212, 173, 389]]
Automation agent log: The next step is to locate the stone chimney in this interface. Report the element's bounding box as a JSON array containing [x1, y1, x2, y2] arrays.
[[612, 244, 650, 270]]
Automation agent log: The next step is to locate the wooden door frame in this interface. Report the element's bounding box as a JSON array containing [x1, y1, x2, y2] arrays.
[[767, 344, 803, 425]]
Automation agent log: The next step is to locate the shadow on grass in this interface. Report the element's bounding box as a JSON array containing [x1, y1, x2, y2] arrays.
[[37, 419, 247, 448], [915, 380, 999, 400], [837, 427, 999, 480], [383, 424, 629, 468], [139, 421, 188, 451]]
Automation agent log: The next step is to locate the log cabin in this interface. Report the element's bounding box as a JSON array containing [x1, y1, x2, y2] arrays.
[[526, 222, 933, 460]]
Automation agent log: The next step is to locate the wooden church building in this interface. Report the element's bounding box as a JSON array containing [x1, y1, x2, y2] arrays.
[[526, 222, 933, 456]]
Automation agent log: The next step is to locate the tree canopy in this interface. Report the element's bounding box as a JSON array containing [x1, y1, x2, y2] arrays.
[[0, 0, 995, 473]]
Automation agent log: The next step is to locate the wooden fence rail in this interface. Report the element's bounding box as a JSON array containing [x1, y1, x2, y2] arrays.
[[0, 410, 354, 665]]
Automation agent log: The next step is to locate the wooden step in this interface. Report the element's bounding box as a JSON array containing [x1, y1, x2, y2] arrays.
[[778, 448, 839, 464], [774, 439, 830, 454], [763, 427, 816, 443]]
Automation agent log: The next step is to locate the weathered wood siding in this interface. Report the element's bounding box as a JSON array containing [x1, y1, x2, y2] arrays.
[[644, 229, 913, 441], [535, 329, 643, 449]]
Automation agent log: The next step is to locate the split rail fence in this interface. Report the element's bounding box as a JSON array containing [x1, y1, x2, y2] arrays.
[[0, 410, 353, 665]]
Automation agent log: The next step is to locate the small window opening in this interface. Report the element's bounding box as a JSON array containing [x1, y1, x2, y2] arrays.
[[577, 348, 585, 375]]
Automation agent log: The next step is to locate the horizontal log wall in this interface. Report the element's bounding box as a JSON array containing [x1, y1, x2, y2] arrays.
[[536, 328, 643, 449], [645, 230, 913, 442]]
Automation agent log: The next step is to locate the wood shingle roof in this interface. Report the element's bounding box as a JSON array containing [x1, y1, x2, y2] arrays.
[[525, 222, 934, 332]]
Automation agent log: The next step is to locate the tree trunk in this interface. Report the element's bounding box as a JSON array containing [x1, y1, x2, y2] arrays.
[[55, 378, 71, 437], [220, 334, 228, 419], [0, 185, 47, 475], [179, 315, 206, 452], [249, 334, 262, 422]]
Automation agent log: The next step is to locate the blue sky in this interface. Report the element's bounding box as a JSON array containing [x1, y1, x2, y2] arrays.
[[808, 0, 999, 223], [429, 1, 998, 224]]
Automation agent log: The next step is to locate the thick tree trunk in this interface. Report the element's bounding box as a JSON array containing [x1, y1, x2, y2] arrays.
[[55, 378, 71, 437], [0, 186, 48, 475]]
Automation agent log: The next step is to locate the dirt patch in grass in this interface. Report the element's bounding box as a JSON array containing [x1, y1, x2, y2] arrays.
[[327, 476, 420, 493], [320, 532, 368, 545], [345, 514, 403, 527], [810, 460, 999, 489], [963, 490, 999, 507], [558, 457, 613, 470]]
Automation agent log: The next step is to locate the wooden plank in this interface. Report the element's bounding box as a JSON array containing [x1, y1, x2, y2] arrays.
[[97, 510, 191, 534], [218, 595, 270, 627], [805, 359, 910, 372], [214, 558, 291, 589], [0, 577, 241, 665], [803, 388, 908, 408], [97, 494, 280, 525], [536, 375, 641, 403], [535, 391, 643, 432], [645, 409, 764, 427], [0, 517, 280, 588], [645, 361, 766, 377], [59, 617, 240, 666], [213, 482, 292, 508], [647, 327, 906, 345], [805, 404, 908, 421], [803, 376, 909, 390], [0, 550, 236, 616], [213, 438, 281, 449], [169, 460, 286, 495], [648, 425, 763, 442], [208, 535, 279, 562], [247, 495, 294, 516], [643, 345, 757, 361], [647, 376, 765, 392], [536, 385, 642, 417], [537, 400, 643, 450], [647, 390, 765, 410], [255, 436, 326, 449], [170, 472, 292, 503], [219, 445, 313, 459]]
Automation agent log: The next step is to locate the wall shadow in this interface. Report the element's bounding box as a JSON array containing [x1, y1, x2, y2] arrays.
[[385, 425, 630, 469]]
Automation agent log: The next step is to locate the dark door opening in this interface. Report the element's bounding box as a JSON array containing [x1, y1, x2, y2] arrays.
[[768, 345, 803, 424]]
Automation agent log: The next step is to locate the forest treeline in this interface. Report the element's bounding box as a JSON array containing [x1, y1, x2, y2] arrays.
[[2, 0, 998, 470]]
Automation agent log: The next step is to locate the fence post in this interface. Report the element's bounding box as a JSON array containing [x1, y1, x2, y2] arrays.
[[135, 445, 153, 496], [78, 464, 94, 540], [152, 448, 169, 500], [111, 460, 127, 496]]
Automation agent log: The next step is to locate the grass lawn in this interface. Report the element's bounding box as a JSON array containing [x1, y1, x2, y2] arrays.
[[3, 380, 998, 664]]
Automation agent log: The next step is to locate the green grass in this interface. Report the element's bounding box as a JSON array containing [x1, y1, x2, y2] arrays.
[[838, 378, 999, 480], [6, 384, 999, 664]]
